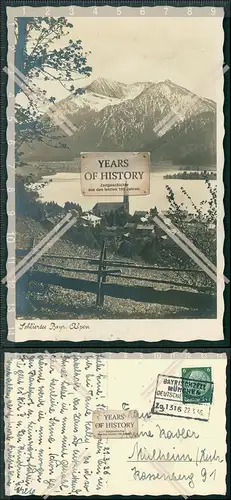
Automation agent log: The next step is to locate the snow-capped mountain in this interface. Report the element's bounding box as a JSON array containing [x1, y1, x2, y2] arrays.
[[22, 77, 216, 165], [85, 77, 152, 101], [58, 90, 121, 115], [58, 77, 153, 115]]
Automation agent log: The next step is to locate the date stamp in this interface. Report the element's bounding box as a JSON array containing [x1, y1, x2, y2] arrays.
[[151, 374, 214, 422], [92, 409, 139, 439]]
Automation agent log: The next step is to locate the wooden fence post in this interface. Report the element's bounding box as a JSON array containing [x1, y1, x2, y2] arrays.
[[100, 242, 107, 306], [16, 237, 34, 315], [96, 239, 106, 306]]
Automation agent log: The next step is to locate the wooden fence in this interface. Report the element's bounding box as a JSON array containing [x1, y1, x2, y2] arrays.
[[16, 238, 216, 312]]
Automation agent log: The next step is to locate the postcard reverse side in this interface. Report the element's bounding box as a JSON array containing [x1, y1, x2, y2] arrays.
[[5, 5, 225, 341], [4, 352, 227, 496]]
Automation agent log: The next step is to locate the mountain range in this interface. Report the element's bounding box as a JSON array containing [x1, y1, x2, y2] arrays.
[[22, 77, 216, 166]]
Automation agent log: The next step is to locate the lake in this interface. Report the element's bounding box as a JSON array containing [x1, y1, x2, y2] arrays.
[[38, 171, 216, 215]]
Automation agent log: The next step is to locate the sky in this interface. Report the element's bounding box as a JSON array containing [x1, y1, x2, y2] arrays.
[[18, 13, 224, 105]]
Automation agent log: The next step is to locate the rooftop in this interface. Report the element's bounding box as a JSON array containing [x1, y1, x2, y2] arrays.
[[134, 210, 148, 216], [124, 222, 136, 228], [81, 214, 101, 222], [136, 225, 154, 231], [105, 226, 118, 231], [93, 202, 124, 212]]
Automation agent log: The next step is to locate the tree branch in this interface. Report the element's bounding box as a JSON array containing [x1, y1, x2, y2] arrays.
[[29, 24, 61, 57], [41, 68, 78, 92]]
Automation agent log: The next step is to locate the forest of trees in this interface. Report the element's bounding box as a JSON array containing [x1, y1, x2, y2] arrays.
[[164, 171, 216, 180]]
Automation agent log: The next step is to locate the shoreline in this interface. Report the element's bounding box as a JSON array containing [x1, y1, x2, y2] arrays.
[[164, 172, 217, 180], [16, 161, 216, 181]]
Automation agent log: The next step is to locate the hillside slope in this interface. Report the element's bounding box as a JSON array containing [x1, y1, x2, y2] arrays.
[[16, 216, 213, 319]]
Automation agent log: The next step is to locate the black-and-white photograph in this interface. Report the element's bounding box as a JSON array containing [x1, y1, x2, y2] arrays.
[[11, 12, 223, 330]]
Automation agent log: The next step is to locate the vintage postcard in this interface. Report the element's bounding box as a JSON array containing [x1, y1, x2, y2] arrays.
[[4, 351, 227, 496], [5, 5, 227, 341]]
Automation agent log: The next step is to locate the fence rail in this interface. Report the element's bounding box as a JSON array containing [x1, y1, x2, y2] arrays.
[[38, 253, 206, 273], [36, 262, 211, 292], [28, 270, 215, 310], [16, 238, 216, 313]]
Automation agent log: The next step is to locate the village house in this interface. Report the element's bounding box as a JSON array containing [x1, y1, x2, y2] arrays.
[[80, 213, 101, 227], [92, 202, 123, 216], [124, 222, 136, 230], [183, 214, 196, 224], [101, 226, 119, 238], [43, 211, 80, 231], [92, 192, 129, 216], [42, 216, 58, 230], [42, 214, 70, 230], [140, 216, 149, 223], [136, 224, 155, 236], [133, 210, 149, 221]]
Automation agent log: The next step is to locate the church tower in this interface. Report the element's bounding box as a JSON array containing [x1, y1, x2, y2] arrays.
[[123, 182, 129, 214]]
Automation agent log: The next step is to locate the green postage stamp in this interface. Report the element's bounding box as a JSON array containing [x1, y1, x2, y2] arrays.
[[181, 367, 213, 404]]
